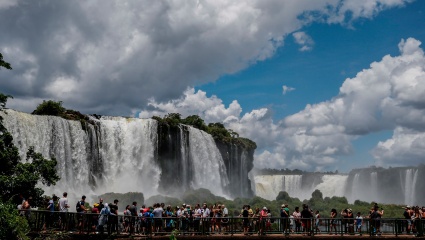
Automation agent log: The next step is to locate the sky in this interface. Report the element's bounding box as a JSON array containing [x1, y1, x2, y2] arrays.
[[1, 0, 425, 172]]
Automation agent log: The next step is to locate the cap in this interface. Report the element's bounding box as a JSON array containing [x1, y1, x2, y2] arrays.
[[281, 204, 285, 208], [406, 205, 411, 208], [263, 207, 267, 210]]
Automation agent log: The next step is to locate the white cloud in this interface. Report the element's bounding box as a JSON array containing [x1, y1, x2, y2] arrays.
[[139, 38, 425, 170], [0, 0, 411, 115], [282, 85, 296, 95], [372, 127, 425, 166], [292, 32, 314, 51]]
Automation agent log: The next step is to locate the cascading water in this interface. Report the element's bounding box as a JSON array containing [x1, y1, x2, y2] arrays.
[[187, 126, 229, 196], [95, 116, 160, 197], [253, 175, 304, 201], [1, 110, 92, 200], [1, 109, 255, 202], [403, 169, 418, 205]]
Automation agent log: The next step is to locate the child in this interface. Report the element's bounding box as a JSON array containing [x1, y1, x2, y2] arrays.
[[355, 212, 363, 235]]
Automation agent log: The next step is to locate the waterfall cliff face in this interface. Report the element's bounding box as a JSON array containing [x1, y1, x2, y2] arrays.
[[253, 166, 424, 205], [1, 110, 254, 201]]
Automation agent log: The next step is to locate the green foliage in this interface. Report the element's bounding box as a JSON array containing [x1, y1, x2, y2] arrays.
[[207, 122, 231, 139], [0, 202, 29, 240], [154, 114, 257, 151], [0, 53, 12, 70], [182, 115, 207, 131], [32, 100, 66, 117], [0, 93, 12, 109], [311, 189, 323, 200]]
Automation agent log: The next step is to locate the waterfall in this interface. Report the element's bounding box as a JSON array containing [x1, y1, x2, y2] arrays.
[[187, 126, 229, 196], [95, 116, 160, 197], [253, 175, 303, 201], [370, 172, 378, 201], [1, 110, 91, 200], [1, 110, 161, 201], [349, 173, 361, 202], [404, 169, 418, 205], [314, 175, 348, 198]]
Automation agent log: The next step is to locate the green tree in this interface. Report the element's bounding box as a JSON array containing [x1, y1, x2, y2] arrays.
[[32, 100, 66, 117], [0, 53, 12, 70]]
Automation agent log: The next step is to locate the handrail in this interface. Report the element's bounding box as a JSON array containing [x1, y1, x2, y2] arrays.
[[19, 209, 425, 237]]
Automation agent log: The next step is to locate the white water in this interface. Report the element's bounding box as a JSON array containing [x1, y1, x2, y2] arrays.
[[96, 116, 160, 197], [254, 174, 348, 201], [403, 169, 418, 205], [187, 126, 229, 196], [254, 175, 305, 201], [315, 175, 348, 198], [1, 110, 160, 203]]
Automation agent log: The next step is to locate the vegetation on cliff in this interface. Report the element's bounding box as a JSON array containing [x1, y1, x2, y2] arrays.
[[153, 113, 257, 150]]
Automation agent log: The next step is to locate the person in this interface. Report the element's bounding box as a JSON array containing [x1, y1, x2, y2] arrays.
[[281, 204, 289, 234], [91, 203, 100, 232], [347, 209, 354, 234], [266, 209, 272, 233], [314, 210, 321, 234], [259, 207, 268, 235], [108, 199, 119, 235], [221, 204, 229, 233], [300, 204, 313, 236], [355, 212, 363, 235], [330, 208, 338, 235], [240, 205, 249, 235], [76, 195, 87, 234], [97, 203, 111, 234], [292, 207, 301, 233], [129, 202, 138, 234], [98, 198, 104, 210], [123, 205, 132, 233], [58, 192, 69, 230], [22, 197, 32, 221], [43, 195, 56, 230], [201, 203, 210, 234], [404, 206, 412, 234], [369, 205, 384, 235], [152, 203, 164, 234]]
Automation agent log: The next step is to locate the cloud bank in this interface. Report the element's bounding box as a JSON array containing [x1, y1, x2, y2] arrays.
[[139, 38, 425, 170], [0, 0, 410, 115]]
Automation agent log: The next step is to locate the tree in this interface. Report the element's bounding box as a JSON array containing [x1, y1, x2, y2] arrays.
[[0, 53, 12, 70], [32, 100, 66, 117]]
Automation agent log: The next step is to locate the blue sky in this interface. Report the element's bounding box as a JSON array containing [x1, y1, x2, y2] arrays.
[[196, 0, 425, 172], [1, 0, 425, 172]]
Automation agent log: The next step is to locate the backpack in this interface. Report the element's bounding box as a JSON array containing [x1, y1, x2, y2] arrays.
[[76, 201, 83, 212]]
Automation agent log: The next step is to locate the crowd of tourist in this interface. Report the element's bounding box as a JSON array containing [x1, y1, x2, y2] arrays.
[[16, 192, 425, 236]]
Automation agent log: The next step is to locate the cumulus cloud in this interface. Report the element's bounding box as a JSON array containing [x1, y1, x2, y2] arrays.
[[0, 0, 410, 115], [292, 32, 314, 51], [282, 85, 296, 95], [138, 38, 425, 170]]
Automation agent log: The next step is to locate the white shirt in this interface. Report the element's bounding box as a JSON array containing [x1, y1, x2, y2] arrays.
[[223, 207, 228, 216], [202, 208, 210, 218], [59, 197, 68, 212]]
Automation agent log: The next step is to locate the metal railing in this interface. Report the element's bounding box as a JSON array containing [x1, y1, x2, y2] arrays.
[[21, 210, 425, 237]]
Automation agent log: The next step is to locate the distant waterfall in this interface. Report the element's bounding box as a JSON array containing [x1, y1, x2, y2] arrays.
[[403, 169, 418, 205], [253, 175, 304, 201], [314, 175, 348, 198]]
